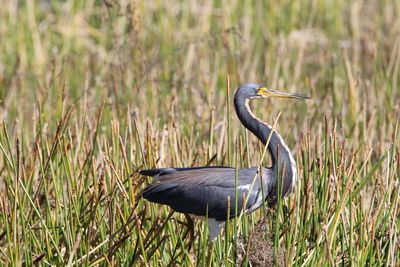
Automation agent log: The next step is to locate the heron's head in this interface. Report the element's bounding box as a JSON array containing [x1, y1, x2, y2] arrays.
[[238, 83, 310, 100]]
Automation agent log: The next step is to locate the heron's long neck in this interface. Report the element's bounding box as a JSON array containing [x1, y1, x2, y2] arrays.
[[234, 94, 296, 201]]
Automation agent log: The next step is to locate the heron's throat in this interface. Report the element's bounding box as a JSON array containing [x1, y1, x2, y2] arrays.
[[233, 94, 297, 200]]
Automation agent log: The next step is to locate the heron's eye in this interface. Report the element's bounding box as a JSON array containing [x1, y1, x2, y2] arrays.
[[256, 87, 266, 93]]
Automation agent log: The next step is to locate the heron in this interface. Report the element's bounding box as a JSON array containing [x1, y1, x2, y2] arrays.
[[140, 83, 309, 241]]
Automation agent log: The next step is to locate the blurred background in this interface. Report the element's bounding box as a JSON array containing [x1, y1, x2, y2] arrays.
[[1, 1, 398, 144]]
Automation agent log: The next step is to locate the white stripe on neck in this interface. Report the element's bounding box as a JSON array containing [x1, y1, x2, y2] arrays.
[[244, 99, 297, 193]]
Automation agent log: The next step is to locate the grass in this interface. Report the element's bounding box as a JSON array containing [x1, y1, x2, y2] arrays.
[[0, 0, 399, 266]]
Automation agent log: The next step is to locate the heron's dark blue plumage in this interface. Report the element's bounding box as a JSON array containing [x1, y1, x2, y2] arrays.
[[141, 167, 273, 221]]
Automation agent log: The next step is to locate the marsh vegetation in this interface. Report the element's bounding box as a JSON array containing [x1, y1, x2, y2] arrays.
[[0, 0, 399, 266]]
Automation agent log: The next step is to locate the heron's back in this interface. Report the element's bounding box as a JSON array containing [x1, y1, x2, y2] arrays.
[[141, 167, 272, 221]]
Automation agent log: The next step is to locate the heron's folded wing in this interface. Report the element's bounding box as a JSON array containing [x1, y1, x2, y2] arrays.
[[141, 167, 267, 221]]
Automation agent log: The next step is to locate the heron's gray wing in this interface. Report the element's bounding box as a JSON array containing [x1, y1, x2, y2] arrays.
[[141, 167, 272, 221], [139, 166, 232, 179]]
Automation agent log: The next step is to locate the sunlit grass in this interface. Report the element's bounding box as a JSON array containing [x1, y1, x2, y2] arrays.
[[0, 0, 399, 266]]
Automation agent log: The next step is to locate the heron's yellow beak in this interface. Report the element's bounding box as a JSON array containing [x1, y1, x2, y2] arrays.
[[257, 87, 310, 99]]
